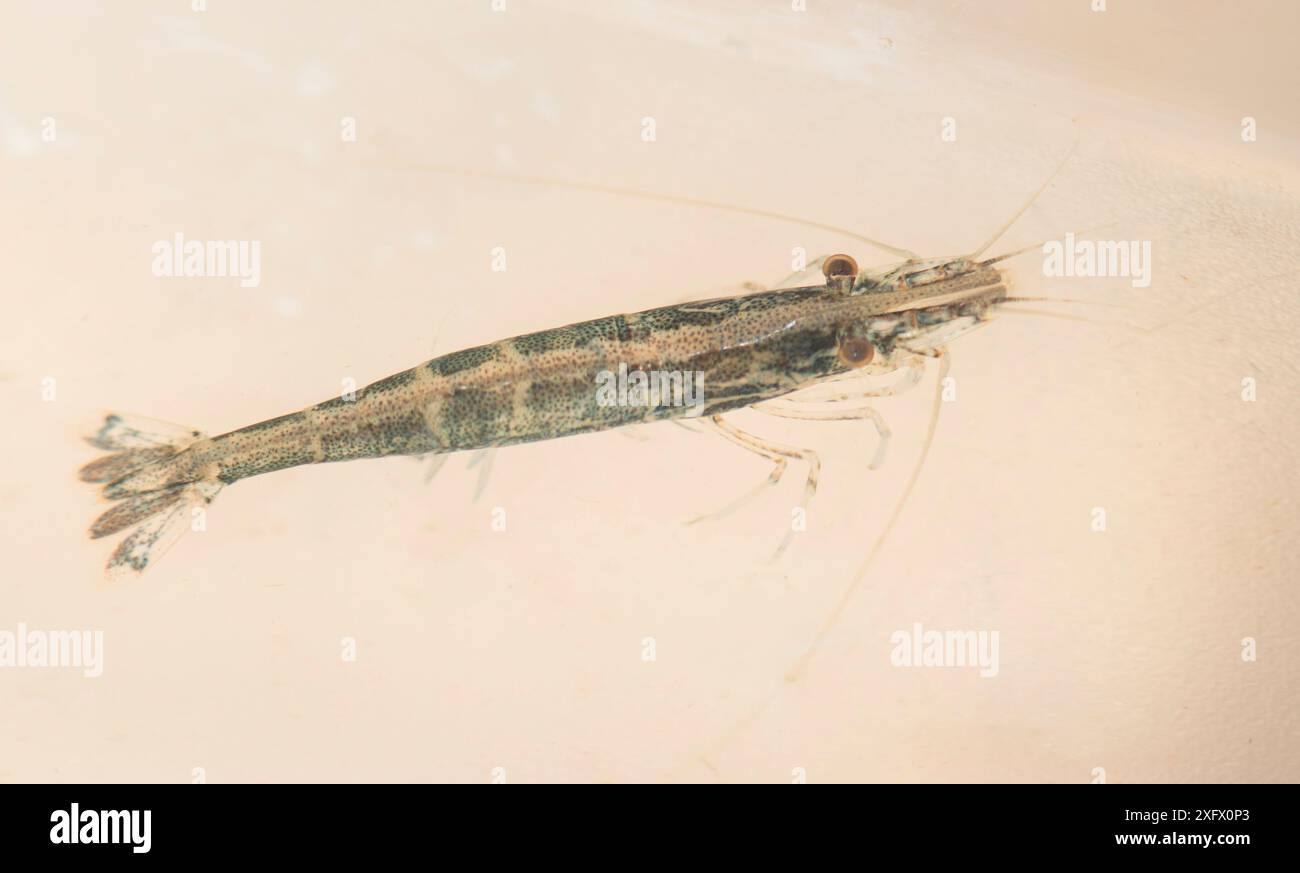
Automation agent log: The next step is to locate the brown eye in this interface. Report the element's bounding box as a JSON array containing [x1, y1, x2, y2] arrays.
[[822, 254, 859, 292], [837, 334, 875, 367]]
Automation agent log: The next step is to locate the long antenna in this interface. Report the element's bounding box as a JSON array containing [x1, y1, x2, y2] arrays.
[[981, 221, 1118, 268], [785, 347, 952, 683], [969, 142, 1077, 260], [372, 161, 922, 260]]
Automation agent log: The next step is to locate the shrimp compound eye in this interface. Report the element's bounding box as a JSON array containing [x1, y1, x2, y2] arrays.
[[822, 254, 859, 293], [836, 325, 875, 367]]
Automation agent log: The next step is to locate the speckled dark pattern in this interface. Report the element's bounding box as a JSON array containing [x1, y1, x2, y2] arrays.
[[80, 258, 1008, 574], [179, 270, 1005, 484], [427, 344, 501, 377], [87, 264, 1007, 497]]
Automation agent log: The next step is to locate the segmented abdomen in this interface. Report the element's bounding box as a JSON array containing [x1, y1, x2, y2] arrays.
[[207, 286, 850, 482]]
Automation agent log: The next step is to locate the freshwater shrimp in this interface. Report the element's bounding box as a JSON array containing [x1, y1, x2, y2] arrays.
[[79, 159, 1068, 578]]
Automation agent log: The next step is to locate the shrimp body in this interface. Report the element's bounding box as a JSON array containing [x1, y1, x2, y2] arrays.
[[80, 256, 1008, 574], [204, 287, 859, 483]]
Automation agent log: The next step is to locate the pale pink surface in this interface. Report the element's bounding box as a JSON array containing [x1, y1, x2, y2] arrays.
[[1, 1, 1297, 782]]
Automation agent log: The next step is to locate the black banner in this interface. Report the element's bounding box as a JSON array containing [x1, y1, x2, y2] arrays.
[[0, 784, 1280, 858]]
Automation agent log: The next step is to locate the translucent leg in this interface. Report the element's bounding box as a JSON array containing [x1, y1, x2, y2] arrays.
[[466, 448, 497, 501], [686, 418, 789, 526], [419, 448, 493, 497], [758, 403, 892, 470], [689, 414, 820, 561], [768, 356, 924, 406], [422, 453, 449, 485]]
